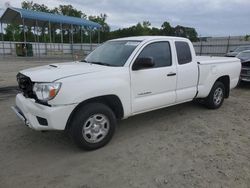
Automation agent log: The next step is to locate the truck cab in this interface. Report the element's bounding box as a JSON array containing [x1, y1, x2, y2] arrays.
[[127, 37, 199, 113]]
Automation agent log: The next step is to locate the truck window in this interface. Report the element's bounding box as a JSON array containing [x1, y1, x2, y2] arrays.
[[137, 42, 172, 68], [85, 40, 140, 66], [175, 41, 192, 65]]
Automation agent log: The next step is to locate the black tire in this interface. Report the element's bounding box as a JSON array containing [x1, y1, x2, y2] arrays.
[[69, 103, 117, 150], [204, 81, 225, 109]]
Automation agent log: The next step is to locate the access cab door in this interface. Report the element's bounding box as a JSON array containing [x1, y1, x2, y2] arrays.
[[175, 41, 199, 102], [130, 40, 177, 114]]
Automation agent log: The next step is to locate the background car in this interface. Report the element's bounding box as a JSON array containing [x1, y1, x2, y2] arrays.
[[226, 46, 250, 57], [236, 50, 250, 82]]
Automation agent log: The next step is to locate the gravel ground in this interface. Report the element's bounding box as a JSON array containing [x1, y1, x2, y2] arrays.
[[0, 56, 75, 87], [0, 58, 250, 188]]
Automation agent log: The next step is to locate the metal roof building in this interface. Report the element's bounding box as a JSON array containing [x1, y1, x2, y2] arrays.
[[0, 7, 101, 29], [0, 7, 101, 58]]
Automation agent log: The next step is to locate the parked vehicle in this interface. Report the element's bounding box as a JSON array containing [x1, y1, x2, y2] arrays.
[[236, 50, 250, 82], [12, 36, 241, 150], [226, 46, 250, 57]]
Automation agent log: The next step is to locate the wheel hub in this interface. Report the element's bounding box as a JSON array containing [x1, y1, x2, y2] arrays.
[[213, 87, 223, 105], [82, 114, 110, 143], [92, 124, 101, 133]]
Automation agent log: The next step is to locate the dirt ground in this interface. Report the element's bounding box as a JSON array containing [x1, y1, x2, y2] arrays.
[[0, 58, 250, 188], [0, 56, 75, 87]]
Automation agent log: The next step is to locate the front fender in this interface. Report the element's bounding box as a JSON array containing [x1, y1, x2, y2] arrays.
[[49, 68, 132, 118]]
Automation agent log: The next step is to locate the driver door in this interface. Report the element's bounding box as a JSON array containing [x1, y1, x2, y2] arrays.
[[130, 41, 177, 114]]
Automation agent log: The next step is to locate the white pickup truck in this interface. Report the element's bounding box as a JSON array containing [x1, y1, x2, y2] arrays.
[[12, 36, 241, 150]]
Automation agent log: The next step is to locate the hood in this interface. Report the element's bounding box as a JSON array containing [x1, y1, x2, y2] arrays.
[[239, 57, 250, 63], [226, 52, 238, 57], [20, 62, 108, 82]]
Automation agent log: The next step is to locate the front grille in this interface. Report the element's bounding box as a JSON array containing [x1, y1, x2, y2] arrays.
[[242, 62, 250, 67], [16, 73, 36, 98], [241, 69, 248, 75]]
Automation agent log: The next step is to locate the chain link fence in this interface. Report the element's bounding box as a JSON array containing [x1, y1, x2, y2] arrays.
[[193, 36, 250, 56], [1, 36, 250, 59], [0, 41, 99, 60]]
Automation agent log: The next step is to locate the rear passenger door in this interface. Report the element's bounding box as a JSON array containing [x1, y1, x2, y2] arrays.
[[175, 41, 199, 102], [130, 41, 177, 114]]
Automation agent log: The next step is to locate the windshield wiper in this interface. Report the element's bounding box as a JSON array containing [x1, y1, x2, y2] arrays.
[[90, 61, 112, 66], [80, 59, 88, 63], [80, 60, 118, 67]]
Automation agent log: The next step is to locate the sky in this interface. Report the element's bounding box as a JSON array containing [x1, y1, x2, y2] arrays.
[[0, 0, 249, 36]]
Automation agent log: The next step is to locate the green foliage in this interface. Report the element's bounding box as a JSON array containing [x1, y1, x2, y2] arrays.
[[52, 5, 86, 18], [161, 21, 174, 36], [22, 1, 50, 12], [4, 24, 21, 41], [174, 25, 198, 42], [244, 35, 250, 41], [89, 14, 110, 42], [2, 1, 198, 43], [108, 21, 198, 42]]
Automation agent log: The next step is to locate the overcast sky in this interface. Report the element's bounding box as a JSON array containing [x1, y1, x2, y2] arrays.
[[0, 0, 249, 36]]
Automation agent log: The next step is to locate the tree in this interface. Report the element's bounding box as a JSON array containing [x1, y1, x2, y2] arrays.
[[22, 1, 50, 12], [142, 21, 151, 28], [161, 21, 174, 36], [52, 5, 86, 18], [4, 24, 21, 41], [244, 35, 250, 41], [174, 25, 198, 42], [89, 14, 110, 42]]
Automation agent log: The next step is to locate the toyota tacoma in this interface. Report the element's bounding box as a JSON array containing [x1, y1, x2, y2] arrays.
[[12, 36, 241, 150]]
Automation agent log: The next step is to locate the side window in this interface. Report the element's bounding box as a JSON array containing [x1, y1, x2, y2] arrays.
[[137, 42, 172, 68], [175, 41, 192, 65]]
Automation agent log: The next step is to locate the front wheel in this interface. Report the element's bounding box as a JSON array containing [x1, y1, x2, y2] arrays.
[[205, 81, 225, 109], [69, 103, 117, 150]]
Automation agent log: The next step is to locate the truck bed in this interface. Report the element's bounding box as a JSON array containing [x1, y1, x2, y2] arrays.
[[196, 56, 239, 65], [196, 56, 241, 99]]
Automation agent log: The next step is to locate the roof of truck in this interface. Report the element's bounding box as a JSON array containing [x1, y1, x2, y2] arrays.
[[110, 36, 189, 42]]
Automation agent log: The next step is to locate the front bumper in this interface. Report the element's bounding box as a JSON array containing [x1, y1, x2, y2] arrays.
[[240, 67, 250, 82], [12, 93, 77, 130]]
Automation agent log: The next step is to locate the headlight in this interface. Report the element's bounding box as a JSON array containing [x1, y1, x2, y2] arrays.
[[33, 82, 61, 102]]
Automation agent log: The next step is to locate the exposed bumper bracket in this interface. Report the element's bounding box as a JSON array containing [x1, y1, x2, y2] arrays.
[[11, 106, 30, 127]]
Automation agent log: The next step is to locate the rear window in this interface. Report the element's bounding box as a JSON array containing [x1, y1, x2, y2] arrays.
[[175, 41, 192, 65]]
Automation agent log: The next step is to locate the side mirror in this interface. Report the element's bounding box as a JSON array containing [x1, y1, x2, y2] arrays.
[[132, 57, 155, 70]]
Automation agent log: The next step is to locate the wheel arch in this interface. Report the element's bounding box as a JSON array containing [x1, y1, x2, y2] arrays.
[[65, 95, 124, 131], [215, 75, 230, 98]]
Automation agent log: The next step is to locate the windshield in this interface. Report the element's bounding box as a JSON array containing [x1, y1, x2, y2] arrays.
[[237, 51, 250, 59], [83, 40, 141, 66], [234, 46, 250, 52]]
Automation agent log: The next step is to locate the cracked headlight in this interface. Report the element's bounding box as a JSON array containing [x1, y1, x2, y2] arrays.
[[33, 82, 61, 102]]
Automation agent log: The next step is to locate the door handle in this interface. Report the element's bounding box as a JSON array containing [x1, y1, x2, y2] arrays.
[[167, 72, 176, 76]]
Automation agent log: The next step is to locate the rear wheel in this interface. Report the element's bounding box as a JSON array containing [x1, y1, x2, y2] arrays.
[[69, 103, 116, 150], [204, 81, 225, 109]]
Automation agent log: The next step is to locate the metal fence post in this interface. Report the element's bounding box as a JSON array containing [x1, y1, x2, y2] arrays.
[[1, 22, 5, 57], [71, 24, 74, 60], [89, 29, 92, 52], [60, 23, 63, 59], [22, 18, 27, 57], [200, 38, 203, 55], [36, 20, 41, 60], [80, 26, 83, 51], [49, 21, 52, 56], [226, 36, 230, 53], [11, 24, 16, 57], [98, 29, 100, 44], [33, 24, 37, 58]]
